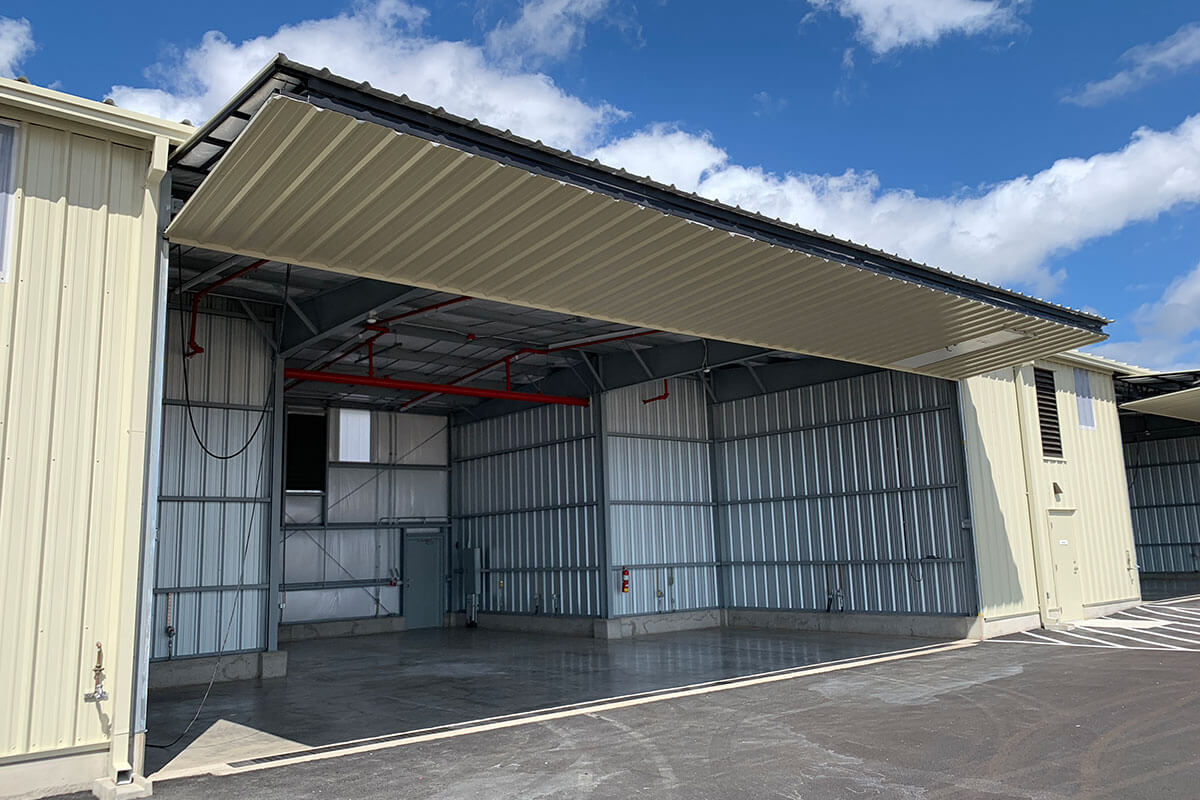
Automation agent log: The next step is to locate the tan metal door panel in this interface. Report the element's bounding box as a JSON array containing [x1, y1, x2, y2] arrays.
[[1048, 511, 1085, 622]]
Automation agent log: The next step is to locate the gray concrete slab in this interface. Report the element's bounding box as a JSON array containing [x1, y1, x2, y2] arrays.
[[108, 636, 1200, 800], [143, 626, 944, 775]]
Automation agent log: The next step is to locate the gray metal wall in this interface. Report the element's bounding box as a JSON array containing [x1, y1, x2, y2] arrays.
[[713, 371, 975, 615], [604, 379, 719, 616], [452, 404, 602, 616], [153, 306, 274, 659], [1125, 434, 1200, 573], [281, 410, 449, 622]]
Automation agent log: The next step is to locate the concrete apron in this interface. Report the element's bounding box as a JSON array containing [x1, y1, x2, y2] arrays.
[[150, 637, 975, 784]]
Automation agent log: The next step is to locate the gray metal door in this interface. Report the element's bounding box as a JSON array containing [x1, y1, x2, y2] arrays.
[[404, 533, 444, 628]]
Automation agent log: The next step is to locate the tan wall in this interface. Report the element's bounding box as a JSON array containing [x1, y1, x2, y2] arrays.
[[960, 368, 1041, 622], [0, 95, 170, 793], [1019, 361, 1140, 611], [961, 360, 1140, 631]]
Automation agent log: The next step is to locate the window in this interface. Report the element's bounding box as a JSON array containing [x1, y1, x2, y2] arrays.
[[0, 120, 17, 283], [286, 413, 327, 491], [1074, 368, 1096, 430], [337, 408, 372, 462], [1033, 368, 1064, 459]]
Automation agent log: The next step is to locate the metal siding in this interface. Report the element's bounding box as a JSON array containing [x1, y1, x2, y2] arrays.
[[282, 411, 449, 623], [959, 369, 1041, 620], [166, 96, 1103, 381], [713, 372, 973, 615], [1125, 434, 1200, 573], [153, 309, 274, 658], [0, 121, 159, 758], [452, 404, 601, 616], [605, 379, 718, 616], [1033, 365, 1140, 606]]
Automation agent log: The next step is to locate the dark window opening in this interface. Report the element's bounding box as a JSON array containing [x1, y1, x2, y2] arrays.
[[286, 413, 327, 491], [1033, 368, 1064, 459]]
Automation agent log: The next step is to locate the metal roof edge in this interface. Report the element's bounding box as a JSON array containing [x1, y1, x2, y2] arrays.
[[1048, 349, 1155, 376], [0, 76, 193, 144], [172, 57, 1111, 336]]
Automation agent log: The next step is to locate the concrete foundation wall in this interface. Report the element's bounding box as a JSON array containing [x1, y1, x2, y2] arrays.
[[148, 651, 287, 690]]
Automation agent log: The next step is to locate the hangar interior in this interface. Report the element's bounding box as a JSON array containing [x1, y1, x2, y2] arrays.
[[141, 58, 1119, 774], [1117, 371, 1200, 596]]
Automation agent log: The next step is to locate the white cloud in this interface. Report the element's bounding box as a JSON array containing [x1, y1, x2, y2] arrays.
[[1065, 22, 1200, 107], [808, 0, 1022, 54], [0, 17, 34, 78], [591, 125, 726, 192], [594, 113, 1200, 294], [485, 0, 610, 68], [1095, 261, 1200, 369], [109, 1, 621, 152]]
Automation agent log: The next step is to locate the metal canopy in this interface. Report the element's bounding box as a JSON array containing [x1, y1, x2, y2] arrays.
[[1121, 377, 1200, 424], [167, 58, 1109, 381]]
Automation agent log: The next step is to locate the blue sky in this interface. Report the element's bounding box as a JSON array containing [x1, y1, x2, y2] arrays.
[[2, 0, 1199, 368]]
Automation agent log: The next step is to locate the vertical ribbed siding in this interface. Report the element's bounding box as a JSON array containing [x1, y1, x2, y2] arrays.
[[153, 307, 274, 658], [281, 410, 448, 623], [0, 123, 159, 758], [452, 404, 601, 616], [1032, 365, 1140, 606], [960, 368, 1041, 620], [713, 371, 974, 615], [1124, 434, 1200, 573], [605, 379, 718, 615]]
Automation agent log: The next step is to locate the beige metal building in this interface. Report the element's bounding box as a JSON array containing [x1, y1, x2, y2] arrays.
[[0, 81, 191, 797], [0, 60, 1155, 799]]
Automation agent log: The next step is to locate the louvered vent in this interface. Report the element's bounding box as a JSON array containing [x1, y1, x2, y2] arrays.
[[1033, 368, 1064, 459]]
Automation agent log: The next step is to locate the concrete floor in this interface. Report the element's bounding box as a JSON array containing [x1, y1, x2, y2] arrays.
[[143, 626, 944, 776], [115, 622, 1200, 800]]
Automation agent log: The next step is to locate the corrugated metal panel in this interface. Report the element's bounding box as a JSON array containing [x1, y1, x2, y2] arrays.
[[604, 379, 709, 439], [1029, 364, 1140, 606], [326, 466, 448, 522], [453, 403, 592, 459], [167, 95, 1103, 381], [0, 120, 159, 758], [153, 309, 274, 659], [452, 404, 601, 617], [1122, 386, 1200, 424], [1124, 434, 1200, 573], [713, 372, 973, 615], [960, 369, 1041, 620], [604, 379, 717, 615], [327, 408, 448, 465], [283, 409, 450, 623]]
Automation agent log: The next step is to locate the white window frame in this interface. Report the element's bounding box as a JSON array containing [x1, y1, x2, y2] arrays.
[[1074, 368, 1096, 431], [0, 118, 20, 284]]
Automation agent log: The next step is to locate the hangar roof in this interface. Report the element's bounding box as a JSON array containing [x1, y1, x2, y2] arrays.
[[165, 56, 1109, 383]]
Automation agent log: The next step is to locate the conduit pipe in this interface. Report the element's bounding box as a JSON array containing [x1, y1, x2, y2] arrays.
[[283, 368, 590, 406], [185, 259, 268, 357]]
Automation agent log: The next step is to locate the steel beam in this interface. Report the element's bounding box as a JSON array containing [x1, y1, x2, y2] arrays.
[[285, 368, 591, 406], [279, 277, 426, 356]]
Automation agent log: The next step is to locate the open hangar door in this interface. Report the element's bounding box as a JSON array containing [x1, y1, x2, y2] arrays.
[[1118, 371, 1200, 599], [146, 250, 984, 775], [140, 57, 1112, 778]]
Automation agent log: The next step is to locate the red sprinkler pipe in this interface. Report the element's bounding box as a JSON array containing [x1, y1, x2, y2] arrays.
[[401, 329, 659, 410], [185, 259, 268, 357], [301, 295, 474, 379], [284, 368, 590, 407], [642, 379, 670, 404]]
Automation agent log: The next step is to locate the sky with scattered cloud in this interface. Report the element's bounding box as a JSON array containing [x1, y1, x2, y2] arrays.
[[2, 1, 1199, 368]]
